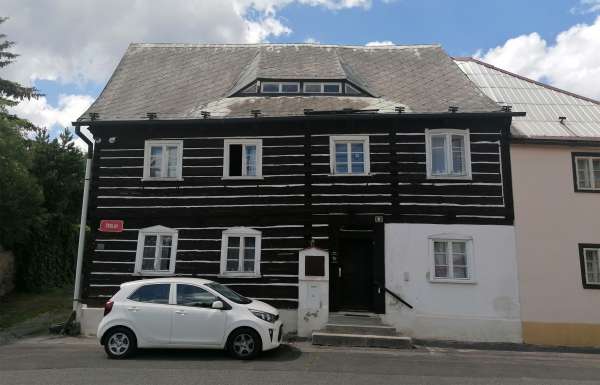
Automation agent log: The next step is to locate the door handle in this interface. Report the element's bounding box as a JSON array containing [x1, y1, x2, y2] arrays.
[[175, 310, 186, 315], [127, 307, 139, 312]]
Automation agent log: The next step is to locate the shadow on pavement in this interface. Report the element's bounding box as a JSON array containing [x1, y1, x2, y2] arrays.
[[130, 343, 302, 362]]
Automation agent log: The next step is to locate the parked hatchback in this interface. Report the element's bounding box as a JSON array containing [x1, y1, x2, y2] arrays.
[[97, 278, 283, 359]]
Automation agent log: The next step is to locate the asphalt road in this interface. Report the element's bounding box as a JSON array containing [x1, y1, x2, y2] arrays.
[[1, 337, 600, 385]]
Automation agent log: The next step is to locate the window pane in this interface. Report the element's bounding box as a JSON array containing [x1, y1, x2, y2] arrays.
[[351, 143, 364, 154], [434, 266, 449, 278], [142, 259, 154, 270], [431, 136, 446, 175], [129, 284, 170, 304], [177, 284, 217, 307], [262, 83, 279, 93], [244, 145, 257, 176], [336, 163, 348, 173], [226, 236, 240, 272], [335, 143, 348, 173], [593, 159, 600, 189], [304, 83, 321, 93], [226, 260, 239, 272], [585, 249, 600, 284], [228, 144, 243, 177], [452, 241, 466, 254], [150, 146, 163, 178], [281, 83, 299, 93], [577, 158, 591, 189], [351, 163, 365, 173], [166, 146, 178, 177], [453, 266, 468, 279], [159, 258, 170, 271], [243, 260, 255, 272], [345, 84, 360, 95], [451, 135, 465, 175], [350, 143, 365, 173], [159, 235, 172, 271], [434, 241, 447, 253], [323, 83, 341, 93]]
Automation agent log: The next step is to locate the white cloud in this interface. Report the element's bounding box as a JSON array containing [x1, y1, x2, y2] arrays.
[[10, 94, 94, 130], [304, 37, 320, 44], [365, 40, 394, 46], [571, 0, 600, 14], [476, 15, 600, 100], [1, 0, 370, 87]]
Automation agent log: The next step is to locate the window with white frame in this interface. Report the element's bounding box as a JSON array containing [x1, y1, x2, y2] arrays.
[[580, 245, 600, 288], [430, 236, 474, 282], [143, 140, 183, 180], [220, 227, 261, 276], [425, 129, 471, 179], [135, 225, 178, 275], [223, 139, 262, 178], [574, 155, 600, 191], [261, 82, 300, 93], [330, 135, 370, 175]]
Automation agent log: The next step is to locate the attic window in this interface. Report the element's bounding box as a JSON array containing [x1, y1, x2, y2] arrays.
[[303, 82, 342, 94], [261, 82, 299, 93], [241, 83, 258, 94], [345, 83, 361, 95]]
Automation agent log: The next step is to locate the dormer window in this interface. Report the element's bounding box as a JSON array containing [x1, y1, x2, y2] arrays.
[[237, 80, 366, 96], [261, 82, 300, 93], [303, 82, 342, 94]]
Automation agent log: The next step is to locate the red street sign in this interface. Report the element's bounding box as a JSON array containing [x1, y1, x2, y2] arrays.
[[99, 220, 124, 233]]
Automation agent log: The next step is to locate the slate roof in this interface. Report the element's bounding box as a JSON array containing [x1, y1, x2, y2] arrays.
[[78, 43, 501, 121], [455, 57, 600, 140]]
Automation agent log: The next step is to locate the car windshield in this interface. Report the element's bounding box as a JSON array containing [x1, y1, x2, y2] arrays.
[[206, 282, 252, 304]]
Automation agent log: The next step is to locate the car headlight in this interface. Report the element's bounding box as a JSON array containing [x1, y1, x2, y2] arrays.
[[249, 309, 278, 323]]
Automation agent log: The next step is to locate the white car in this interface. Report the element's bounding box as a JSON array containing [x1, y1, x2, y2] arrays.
[[97, 278, 283, 360]]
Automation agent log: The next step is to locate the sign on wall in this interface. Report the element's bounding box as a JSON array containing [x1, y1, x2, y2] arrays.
[[99, 220, 124, 233]]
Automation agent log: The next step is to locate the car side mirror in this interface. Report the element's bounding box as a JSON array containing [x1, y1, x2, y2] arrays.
[[211, 300, 224, 310]]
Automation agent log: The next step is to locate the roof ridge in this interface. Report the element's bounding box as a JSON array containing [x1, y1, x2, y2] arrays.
[[454, 56, 600, 106], [129, 42, 442, 50]]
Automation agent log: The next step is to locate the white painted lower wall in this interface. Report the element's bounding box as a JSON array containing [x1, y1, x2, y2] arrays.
[[382, 223, 522, 343]]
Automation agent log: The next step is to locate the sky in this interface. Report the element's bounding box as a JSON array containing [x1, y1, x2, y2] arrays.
[[3, 0, 600, 148]]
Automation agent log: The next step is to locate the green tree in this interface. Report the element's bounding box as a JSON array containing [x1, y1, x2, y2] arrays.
[[0, 17, 85, 291]]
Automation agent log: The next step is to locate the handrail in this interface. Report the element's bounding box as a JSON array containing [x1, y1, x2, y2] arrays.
[[374, 282, 414, 309]]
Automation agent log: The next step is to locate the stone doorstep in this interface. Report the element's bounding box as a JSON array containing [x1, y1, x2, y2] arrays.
[[312, 332, 413, 349], [323, 323, 398, 336]]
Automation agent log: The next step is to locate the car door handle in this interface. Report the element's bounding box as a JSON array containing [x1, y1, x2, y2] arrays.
[[175, 310, 186, 315], [127, 307, 139, 312]]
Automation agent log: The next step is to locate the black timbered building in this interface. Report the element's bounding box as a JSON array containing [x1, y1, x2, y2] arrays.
[[75, 44, 522, 339]]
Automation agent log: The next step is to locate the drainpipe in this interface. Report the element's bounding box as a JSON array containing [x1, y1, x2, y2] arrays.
[[73, 126, 93, 313]]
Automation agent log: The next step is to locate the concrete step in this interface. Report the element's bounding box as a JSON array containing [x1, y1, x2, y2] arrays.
[[327, 312, 384, 326], [312, 332, 413, 349], [323, 323, 398, 336]]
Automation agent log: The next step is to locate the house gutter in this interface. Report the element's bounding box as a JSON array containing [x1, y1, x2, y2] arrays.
[[73, 126, 93, 312]]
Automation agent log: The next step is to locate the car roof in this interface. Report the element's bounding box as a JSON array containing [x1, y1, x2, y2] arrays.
[[120, 277, 215, 288]]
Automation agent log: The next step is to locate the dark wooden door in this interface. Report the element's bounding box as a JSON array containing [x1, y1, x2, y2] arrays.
[[338, 237, 374, 311]]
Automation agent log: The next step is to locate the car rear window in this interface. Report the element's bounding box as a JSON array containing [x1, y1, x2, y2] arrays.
[[128, 283, 170, 304]]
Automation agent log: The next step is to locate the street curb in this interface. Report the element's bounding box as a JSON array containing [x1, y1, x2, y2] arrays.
[[414, 338, 600, 355]]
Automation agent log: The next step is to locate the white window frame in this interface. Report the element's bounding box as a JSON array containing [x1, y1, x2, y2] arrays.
[[428, 234, 475, 284], [260, 81, 300, 94], [143, 140, 183, 181], [329, 135, 370, 176], [134, 225, 178, 275], [583, 247, 600, 285], [303, 82, 342, 94], [223, 139, 263, 179], [425, 129, 472, 180], [219, 227, 262, 277], [574, 156, 600, 191]]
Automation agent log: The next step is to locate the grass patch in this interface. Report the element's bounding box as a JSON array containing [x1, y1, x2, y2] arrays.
[[0, 286, 72, 330]]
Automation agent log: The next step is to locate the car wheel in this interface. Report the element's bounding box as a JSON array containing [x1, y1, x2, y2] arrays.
[[104, 327, 137, 359], [227, 328, 262, 360]]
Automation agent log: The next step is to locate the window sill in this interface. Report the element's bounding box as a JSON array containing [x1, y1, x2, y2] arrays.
[[133, 271, 174, 276], [218, 273, 261, 278], [427, 175, 472, 181], [222, 176, 264, 180], [141, 177, 184, 182], [329, 173, 370, 177], [429, 278, 476, 284]]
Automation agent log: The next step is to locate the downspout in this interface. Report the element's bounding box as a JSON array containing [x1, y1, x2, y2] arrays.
[[73, 126, 93, 313]]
